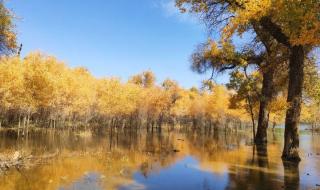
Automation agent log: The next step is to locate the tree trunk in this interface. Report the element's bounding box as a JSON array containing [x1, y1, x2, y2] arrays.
[[282, 45, 304, 162], [272, 121, 276, 131], [246, 96, 256, 142], [22, 115, 26, 136], [255, 66, 275, 144], [244, 67, 256, 142]]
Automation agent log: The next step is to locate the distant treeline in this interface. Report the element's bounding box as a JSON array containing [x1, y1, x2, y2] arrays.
[[0, 53, 253, 130]]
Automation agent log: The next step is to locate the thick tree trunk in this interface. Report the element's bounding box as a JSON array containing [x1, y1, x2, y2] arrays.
[[255, 66, 275, 144], [282, 45, 304, 162]]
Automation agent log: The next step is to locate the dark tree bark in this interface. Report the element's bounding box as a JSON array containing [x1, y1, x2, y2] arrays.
[[244, 68, 256, 142], [282, 45, 304, 162], [259, 17, 304, 162], [255, 66, 275, 144], [252, 22, 278, 146]]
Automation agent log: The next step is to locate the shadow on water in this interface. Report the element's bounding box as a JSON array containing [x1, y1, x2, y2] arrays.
[[0, 128, 319, 190]]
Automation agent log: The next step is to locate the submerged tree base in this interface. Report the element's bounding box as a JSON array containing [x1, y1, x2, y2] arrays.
[[254, 137, 268, 145], [282, 148, 301, 162]]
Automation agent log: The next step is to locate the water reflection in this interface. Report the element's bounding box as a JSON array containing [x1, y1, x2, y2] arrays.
[[283, 161, 300, 190], [120, 156, 229, 190], [59, 172, 103, 190], [0, 128, 319, 190]]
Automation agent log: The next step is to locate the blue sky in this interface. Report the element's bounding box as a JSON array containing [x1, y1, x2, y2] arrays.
[[6, 0, 229, 88]]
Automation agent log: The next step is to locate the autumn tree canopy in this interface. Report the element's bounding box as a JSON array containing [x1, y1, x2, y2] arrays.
[[176, 0, 320, 161], [0, 1, 17, 55], [0, 53, 255, 130]]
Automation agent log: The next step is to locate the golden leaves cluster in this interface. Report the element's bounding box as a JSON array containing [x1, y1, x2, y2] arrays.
[[0, 52, 250, 124]]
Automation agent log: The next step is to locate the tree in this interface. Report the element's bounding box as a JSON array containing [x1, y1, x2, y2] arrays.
[[0, 1, 17, 55], [191, 38, 288, 144], [162, 79, 181, 125], [129, 70, 156, 88], [176, 0, 320, 161], [205, 85, 231, 126], [228, 69, 261, 140], [0, 56, 25, 127], [303, 58, 320, 129]]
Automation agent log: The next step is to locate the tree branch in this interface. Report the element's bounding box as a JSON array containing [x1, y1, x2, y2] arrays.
[[259, 17, 291, 48]]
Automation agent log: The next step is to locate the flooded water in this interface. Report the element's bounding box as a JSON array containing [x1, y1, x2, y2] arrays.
[[0, 128, 319, 190]]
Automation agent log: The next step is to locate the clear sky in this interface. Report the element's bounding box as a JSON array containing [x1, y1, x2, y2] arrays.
[[6, 0, 229, 88]]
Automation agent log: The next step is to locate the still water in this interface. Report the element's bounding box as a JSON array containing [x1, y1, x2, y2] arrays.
[[0, 128, 319, 190]]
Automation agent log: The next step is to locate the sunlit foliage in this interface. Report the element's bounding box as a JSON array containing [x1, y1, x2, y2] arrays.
[[0, 53, 254, 129], [0, 52, 318, 130], [0, 1, 17, 55], [176, 0, 320, 46]]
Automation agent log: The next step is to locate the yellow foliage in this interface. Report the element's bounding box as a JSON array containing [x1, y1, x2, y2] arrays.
[[177, 0, 320, 46], [0, 53, 254, 127], [0, 2, 17, 54]]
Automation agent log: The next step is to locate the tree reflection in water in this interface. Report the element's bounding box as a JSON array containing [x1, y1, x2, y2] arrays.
[[0, 128, 318, 190], [283, 161, 300, 190]]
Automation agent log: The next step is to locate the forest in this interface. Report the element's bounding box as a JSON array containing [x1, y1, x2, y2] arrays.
[[0, 53, 319, 133], [0, 1, 320, 190], [0, 53, 249, 129]]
